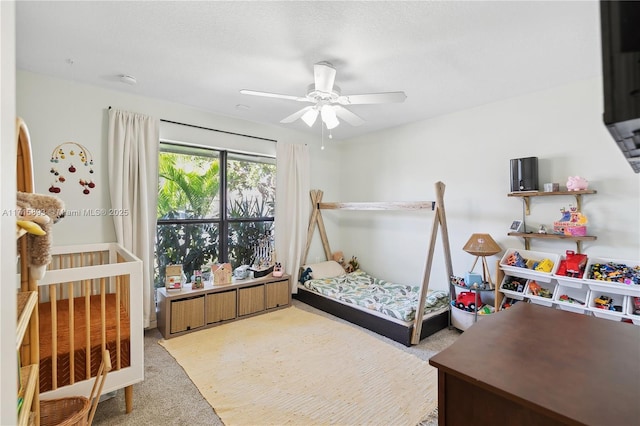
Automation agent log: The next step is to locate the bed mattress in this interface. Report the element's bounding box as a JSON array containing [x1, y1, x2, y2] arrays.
[[300, 270, 449, 323]]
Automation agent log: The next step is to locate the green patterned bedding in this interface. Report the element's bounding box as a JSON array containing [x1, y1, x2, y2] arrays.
[[301, 270, 449, 322]]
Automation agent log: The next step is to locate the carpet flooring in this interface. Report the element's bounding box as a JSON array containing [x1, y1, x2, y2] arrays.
[[92, 300, 460, 425], [159, 306, 438, 425]]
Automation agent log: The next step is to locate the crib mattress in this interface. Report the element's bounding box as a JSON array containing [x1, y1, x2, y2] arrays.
[[39, 294, 130, 392]]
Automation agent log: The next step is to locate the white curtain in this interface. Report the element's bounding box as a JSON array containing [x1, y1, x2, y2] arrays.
[[275, 143, 310, 293], [107, 109, 159, 328]]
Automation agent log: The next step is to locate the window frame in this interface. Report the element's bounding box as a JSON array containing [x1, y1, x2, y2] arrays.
[[156, 141, 275, 272]]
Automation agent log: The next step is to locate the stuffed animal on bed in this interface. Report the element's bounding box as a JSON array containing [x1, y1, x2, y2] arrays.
[[347, 256, 359, 273], [299, 267, 313, 284], [16, 191, 65, 280], [332, 251, 347, 269]]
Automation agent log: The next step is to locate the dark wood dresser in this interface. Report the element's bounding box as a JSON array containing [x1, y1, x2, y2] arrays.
[[429, 302, 640, 425]]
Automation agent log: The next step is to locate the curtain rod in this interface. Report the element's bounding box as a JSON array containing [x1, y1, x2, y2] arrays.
[[108, 106, 277, 143]]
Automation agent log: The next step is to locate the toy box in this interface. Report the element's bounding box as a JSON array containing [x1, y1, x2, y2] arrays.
[[524, 280, 556, 307], [625, 296, 640, 325], [553, 285, 589, 314], [499, 275, 528, 300], [450, 303, 489, 331], [587, 290, 627, 321], [499, 248, 559, 283], [584, 256, 640, 297], [553, 251, 589, 288]]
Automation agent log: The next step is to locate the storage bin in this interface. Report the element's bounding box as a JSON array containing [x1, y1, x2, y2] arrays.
[[553, 251, 588, 286], [584, 257, 640, 297], [587, 290, 627, 321], [500, 248, 559, 283], [524, 280, 556, 307], [499, 296, 523, 311], [499, 275, 528, 300], [553, 274, 585, 289], [450, 303, 488, 331], [553, 285, 589, 314], [625, 296, 640, 325]]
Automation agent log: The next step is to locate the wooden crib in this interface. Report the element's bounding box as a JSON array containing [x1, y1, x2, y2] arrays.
[[34, 243, 143, 413]]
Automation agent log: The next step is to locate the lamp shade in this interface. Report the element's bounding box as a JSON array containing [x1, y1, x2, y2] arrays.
[[463, 233, 501, 256]]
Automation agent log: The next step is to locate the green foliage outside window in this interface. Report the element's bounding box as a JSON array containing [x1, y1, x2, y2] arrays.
[[155, 148, 275, 288]]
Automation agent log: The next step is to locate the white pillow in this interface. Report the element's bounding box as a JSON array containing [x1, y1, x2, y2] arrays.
[[303, 260, 346, 279]]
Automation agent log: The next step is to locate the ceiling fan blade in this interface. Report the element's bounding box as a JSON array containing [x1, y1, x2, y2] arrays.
[[333, 105, 365, 127], [280, 106, 315, 124], [337, 91, 407, 105], [314, 62, 336, 93], [240, 89, 310, 102]]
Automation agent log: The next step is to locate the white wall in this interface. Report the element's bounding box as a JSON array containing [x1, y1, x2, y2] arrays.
[[16, 71, 640, 294], [336, 78, 640, 291], [16, 70, 340, 249], [0, 3, 17, 424]]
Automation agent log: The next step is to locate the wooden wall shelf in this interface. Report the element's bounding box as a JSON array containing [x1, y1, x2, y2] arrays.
[[507, 232, 597, 253], [508, 189, 597, 253], [508, 190, 596, 215]]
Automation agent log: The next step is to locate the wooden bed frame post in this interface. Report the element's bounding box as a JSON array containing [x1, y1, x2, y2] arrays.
[[301, 190, 332, 266], [410, 181, 453, 344], [301, 182, 454, 346]]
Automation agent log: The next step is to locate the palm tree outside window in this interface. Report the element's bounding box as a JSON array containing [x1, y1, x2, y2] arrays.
[[155, 142, 275, 287]]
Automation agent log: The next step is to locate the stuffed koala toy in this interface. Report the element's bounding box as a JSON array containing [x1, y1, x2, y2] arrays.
[[16, 191, 65, 280]]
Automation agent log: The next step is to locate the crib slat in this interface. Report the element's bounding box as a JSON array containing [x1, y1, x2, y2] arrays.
[[101, 277, 106, 354], [116, 276, 122, 369], [85, 290, 91, 379], [50, 284, 57, 390], [67, 281, 75, 386]]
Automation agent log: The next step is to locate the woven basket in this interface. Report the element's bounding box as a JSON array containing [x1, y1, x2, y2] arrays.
[[40, 396, 90, 426]]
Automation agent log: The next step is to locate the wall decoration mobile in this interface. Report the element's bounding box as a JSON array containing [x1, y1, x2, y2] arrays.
[[49, 142, 96, 194]]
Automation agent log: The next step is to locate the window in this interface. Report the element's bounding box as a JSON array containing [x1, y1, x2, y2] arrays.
[[155, 142, 275, 286]]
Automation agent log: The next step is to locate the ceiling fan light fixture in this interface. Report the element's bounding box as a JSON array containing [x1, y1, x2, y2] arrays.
[[241, 61, 406, 131], [301, 108, 319, 127], [321, 105, 339, 129]]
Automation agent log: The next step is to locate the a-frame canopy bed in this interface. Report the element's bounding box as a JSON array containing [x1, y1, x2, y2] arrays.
[[295, 181, 454, 346]]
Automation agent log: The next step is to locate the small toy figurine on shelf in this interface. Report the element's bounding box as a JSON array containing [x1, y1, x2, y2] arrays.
[[538, 225, 547, 234], [273, 262, 284, 277], [192, 270, 203, 289], [553, 205, 588, 236]]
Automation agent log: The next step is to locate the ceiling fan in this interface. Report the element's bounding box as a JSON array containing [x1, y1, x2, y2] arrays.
[[240, 61, 407, 130]]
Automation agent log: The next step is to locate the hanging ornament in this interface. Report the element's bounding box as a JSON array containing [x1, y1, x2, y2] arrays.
[[48, 141, 97, 195]]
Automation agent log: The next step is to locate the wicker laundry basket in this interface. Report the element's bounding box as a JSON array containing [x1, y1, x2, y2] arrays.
[[40, 350, 112, 426]]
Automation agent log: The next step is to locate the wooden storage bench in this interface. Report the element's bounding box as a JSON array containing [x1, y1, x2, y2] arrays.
[[157, 274, 291, 339]]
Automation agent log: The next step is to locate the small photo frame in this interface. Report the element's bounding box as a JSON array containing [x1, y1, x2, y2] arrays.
[[509, 220, 523, 232]]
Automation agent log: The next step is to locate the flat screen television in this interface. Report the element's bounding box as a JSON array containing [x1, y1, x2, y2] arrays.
[[600, 0, 640, 173]]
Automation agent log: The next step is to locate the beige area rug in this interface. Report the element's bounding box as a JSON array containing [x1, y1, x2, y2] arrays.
[[159, 306, 438, 426]]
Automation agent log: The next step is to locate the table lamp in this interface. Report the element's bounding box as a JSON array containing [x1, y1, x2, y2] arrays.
[[463, 233, 501, 289]]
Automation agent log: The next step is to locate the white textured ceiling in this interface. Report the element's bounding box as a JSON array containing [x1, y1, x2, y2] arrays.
[[16, 1, 602, 140]]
